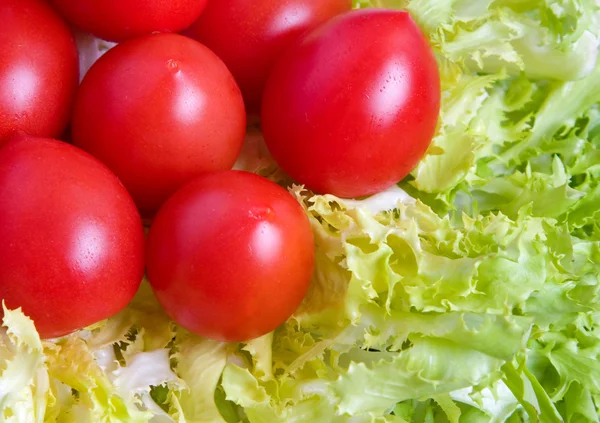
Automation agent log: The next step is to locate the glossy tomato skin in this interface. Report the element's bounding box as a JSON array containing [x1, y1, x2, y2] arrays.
[[0, 136, 145, 339], [50, 0, 208, 42], [72, 33, 246, 216], [147, 171, 315, 342], [0, 0, 78, 147], [185, 0, 351, 112], [261, 9, 441, 198]]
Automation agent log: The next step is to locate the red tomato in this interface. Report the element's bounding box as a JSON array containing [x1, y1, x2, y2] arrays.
[[185, 0, 351, 112], [146, 171, 315, 342], [71, 33, 246, 216], [0, 136, 145, 339], [261, 9, 441, 198], [0, 0, 78, 147], [50, 0, 208, 42]]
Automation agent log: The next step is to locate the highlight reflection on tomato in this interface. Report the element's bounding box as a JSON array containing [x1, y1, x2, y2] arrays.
[[0, 0, 78, 146]]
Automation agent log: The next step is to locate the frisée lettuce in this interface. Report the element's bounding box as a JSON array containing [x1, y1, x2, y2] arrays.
[[3, 0, 600, 422]]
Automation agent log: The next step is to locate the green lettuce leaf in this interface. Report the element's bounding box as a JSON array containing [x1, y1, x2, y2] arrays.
[[0, 304, 49, 423], [1, 288, 180, 423], [172, 329, 230, 423], [405, 0, 600, 82]]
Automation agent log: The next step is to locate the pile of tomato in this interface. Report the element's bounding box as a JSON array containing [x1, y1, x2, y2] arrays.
[[0, 0, 440, 342]]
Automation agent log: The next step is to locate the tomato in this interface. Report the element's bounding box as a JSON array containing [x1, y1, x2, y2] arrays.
[[0, 136, 145, 339], [50, 0, 208, 42], [0, 0, 78, 147], [71, 33, 246, 216], [146, 171, 315, 342], [185, 0, 351, 112], [261, 9, 441, 198]]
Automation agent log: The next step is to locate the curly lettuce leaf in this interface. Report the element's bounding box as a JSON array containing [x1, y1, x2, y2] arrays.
[[171, 329, 233, 423], [0, 304, 49, 423], [404, 0, 600, 82], [1, 288, 180, 423]]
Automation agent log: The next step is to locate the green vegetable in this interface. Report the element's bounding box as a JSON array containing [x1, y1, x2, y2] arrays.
[[3, 0, 600, 421]]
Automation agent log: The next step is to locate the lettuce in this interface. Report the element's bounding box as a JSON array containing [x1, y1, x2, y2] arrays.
[[3, 0, 600, 421], [403, 0, 600, 82], [0, 287, 179, 422], [0, 304, 48, 423]]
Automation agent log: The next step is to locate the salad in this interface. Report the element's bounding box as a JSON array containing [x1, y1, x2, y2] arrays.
[[2, 0, 600, 422]]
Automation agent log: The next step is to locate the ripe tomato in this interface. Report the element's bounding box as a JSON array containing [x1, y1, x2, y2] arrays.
[[146, 171, 315, 342], [0, 136, 145, 339], [261, 9, 441, 198], [0, 0, 78, 147], [71, 33, 246, 216], [185, 0, 351, 112], [50, 0, 208, 42]]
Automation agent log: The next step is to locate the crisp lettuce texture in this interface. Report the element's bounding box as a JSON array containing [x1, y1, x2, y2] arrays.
[[3, 0, 600, 421]]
